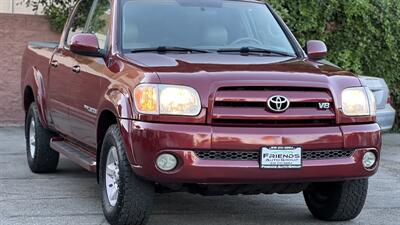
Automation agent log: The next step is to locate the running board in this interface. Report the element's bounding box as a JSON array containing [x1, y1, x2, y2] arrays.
[[50, 138, 97, 173]]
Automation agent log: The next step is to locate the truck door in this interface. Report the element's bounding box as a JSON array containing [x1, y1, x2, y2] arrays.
[[47, 0, 91, 138], [67, 0, 111, 149], [47, 48, 75, 136]]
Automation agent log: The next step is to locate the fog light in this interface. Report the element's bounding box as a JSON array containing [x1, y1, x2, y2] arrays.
[[362, 151, 376, 169], [156, 153, 178, 171]]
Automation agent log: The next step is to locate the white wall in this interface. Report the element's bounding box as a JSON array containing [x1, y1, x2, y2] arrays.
[[0, 0, 44, 15]]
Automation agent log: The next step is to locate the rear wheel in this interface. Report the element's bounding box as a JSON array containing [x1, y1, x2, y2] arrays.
[[303, 179, 368, 221], [25, 103, 59, 173], [100, 125, 155, 225]]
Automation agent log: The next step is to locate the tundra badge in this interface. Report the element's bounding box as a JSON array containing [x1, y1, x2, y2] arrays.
[[84, 105, 97, 114]]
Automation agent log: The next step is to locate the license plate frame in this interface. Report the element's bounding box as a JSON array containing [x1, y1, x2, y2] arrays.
[[260, 146, 302, 169]]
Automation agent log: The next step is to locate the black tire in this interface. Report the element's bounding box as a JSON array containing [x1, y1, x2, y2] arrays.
[[303, 179, 368, 221], [100, 125, 155, 225], [25, 103, 59, 173]]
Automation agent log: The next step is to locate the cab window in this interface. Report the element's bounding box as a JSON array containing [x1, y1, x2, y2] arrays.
[[65, 0, 92, 47], [86, 0, 111, 50]]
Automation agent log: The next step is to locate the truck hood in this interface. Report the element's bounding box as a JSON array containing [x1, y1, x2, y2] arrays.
[[123, 53, 361, 107]]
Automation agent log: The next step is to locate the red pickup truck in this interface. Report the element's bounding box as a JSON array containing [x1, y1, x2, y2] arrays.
[[21, 0, 381, 224]]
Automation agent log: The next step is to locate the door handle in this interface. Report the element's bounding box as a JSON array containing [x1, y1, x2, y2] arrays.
[[50, 60, 58, 67], [72, 65, 81, 73]]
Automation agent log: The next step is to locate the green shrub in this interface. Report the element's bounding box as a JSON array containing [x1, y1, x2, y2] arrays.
[[24, 0, 399, 130]]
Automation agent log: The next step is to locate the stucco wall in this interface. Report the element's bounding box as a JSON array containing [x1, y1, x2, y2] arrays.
[[0, 1, 45, 15], [0, 13, 60, 125]]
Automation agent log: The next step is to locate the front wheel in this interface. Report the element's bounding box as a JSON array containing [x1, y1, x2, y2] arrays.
[[100, 125, 155, 225], [303, 179, 368, 221]]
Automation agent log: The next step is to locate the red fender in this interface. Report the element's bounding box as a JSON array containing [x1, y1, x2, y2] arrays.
[[23, 67, 49, 129], [97, 88, 137, 165]]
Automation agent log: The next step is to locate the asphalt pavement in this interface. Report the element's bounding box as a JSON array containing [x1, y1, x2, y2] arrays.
[[0, 127, 399, 225]]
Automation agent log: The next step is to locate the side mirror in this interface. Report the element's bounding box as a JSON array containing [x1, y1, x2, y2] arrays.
[[70, 33, 102, 57], [306, 40, 327, 60]]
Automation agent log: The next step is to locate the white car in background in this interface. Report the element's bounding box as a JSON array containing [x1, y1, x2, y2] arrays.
[[360, 76, 396, 131]]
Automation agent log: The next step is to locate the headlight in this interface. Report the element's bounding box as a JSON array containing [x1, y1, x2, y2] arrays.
[[341, 87, 376, 116], [134, 84, 201, 116], [159, 85, 201, 115]]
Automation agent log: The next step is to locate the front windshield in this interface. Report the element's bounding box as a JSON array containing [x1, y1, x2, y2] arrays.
[[121, 0, 296, 55]]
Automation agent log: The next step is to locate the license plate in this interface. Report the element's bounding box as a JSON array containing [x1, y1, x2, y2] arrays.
[[260, 146, 302, 169]]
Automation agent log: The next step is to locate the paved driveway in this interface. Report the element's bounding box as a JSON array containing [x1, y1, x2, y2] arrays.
[[0, 127, 399, 225]]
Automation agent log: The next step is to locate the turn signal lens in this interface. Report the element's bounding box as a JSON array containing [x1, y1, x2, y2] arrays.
[[133, 84, 158, 114], [365, 88, 376, 116]]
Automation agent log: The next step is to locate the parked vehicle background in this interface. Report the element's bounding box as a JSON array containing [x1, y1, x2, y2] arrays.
[[360, 76, 396, 132]]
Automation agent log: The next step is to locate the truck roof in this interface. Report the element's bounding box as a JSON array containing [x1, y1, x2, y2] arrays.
[[123, 0, 265, 4], [228, 0, 264, 3]]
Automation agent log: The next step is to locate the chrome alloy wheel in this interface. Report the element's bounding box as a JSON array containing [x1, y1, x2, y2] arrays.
[[105, 146, 120, 207], [29, 118, 36, 158]]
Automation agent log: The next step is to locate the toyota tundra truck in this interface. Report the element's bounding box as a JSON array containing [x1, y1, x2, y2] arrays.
[[20, 0, 381, 224]]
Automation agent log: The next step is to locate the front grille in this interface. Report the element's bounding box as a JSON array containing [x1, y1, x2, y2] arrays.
[[214, 101, 319, 108], [211, 86, 336, 126], [218, 86, 327, 92], [195, 150, 354, 161], [196, 151, 260, 161], [302, 150, 354, 160], [211, 119, 335, 126]]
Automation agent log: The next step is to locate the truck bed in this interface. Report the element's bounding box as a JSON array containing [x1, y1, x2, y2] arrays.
[[21, 41, 58, 89], [28, 41, 59, 49]]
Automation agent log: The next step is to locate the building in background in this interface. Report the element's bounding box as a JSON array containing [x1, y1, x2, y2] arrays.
[[0, 0, 44, 15], [0, 0, 59, 125]]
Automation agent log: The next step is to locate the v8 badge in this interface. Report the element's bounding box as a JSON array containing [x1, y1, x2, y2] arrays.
[[318, 102, 331, 110]]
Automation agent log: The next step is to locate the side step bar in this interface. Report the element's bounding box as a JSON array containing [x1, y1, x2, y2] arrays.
[[50, 138, 97, 173]]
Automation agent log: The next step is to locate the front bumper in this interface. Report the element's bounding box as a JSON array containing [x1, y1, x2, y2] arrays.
[[376, 104, 396, 132], [119, 120, 381, 184]]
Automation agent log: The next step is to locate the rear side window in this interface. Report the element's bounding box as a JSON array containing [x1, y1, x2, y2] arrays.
[[65, 0, 92, 47], [86, 0, 111, 50]]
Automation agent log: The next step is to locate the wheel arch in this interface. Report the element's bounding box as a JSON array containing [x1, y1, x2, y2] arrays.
[[96, 109, 118, 182], [22, 66, 48, 128], [95, 88, 135, 182], [23, 86, 35, 114]]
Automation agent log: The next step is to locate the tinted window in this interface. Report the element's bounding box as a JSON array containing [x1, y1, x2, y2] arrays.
[[65, 0, 92, 46], [122, 0, 296, 55], [87, 0, 111, 50]]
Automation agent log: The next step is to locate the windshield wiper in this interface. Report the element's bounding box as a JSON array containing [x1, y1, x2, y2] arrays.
[[131, 46, 210, 53], [217, 47, 295, 57]]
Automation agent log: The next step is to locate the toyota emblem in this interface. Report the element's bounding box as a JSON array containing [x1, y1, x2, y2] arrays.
[[267, 95, 290, 112]]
